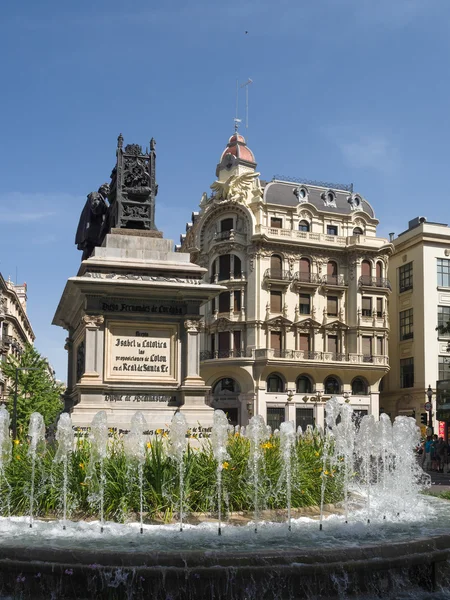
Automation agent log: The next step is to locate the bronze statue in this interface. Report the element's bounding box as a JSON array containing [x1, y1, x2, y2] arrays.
[[75, 184, 110, 260]]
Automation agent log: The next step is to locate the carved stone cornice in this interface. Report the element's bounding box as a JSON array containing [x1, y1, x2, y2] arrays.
[[184, 319, 201, 333]]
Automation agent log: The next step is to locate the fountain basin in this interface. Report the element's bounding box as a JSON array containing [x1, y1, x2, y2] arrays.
[[0, 497, 450, 599]]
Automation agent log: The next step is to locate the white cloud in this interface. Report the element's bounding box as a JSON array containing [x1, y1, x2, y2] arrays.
[[0, 211, 56, 223], [338, 135, 399, 174]]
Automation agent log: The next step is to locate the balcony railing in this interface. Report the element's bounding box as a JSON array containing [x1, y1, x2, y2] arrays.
[[358, 276, 392, 290], [255, 225, 347, 246], [293, 272, 322, 284], [209, 272, 246, 283], [263, 269, 292, 281], [322, 274, 347, 286], [200, 350, 248, 360]]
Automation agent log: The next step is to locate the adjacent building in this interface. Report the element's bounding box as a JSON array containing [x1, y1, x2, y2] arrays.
[[180, 132, 393, 429], [381, 217, 450, 440], [0, 275, 35, 400]]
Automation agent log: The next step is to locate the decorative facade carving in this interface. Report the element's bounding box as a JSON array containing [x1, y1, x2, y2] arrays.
[[184, 319, 201, 333], [210, 172, 262, 204], [82, 315, 104, 328]]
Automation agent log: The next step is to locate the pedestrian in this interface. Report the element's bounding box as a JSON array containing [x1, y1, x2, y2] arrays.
[[436, 437, 447, 473], [422, 436, 433, 471]]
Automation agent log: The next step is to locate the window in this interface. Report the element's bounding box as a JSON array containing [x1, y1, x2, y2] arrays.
[[296, 407, 314, 430], [218, 254, 231, 281], [213, 378, 238, 394], [327, 296, 338, 317], [218, 292, 230, 313], [399, 262, 413, 292], [270, 291, 282, 312], [299, 333, 310, 352], [399, 309, 413, 341], [299, 220, 310, 232], [296, 376, 312, 393], [400, 358, 414, 388], [234, 290, 241, 312], [327, 225, 338, 236], [267, 374, 284, 393], [376, 261, 383, 279], [361, 260, 371, 277], [270, 331, 282, 351], [438, 259, 450, 287], [221, 218, 233, 232], [376, 297, 383, 318], [439, 356, 450, 381], [324, 376, 340, 395], [299, 294, 311, 315], [352, 378, 368, 395], [270, 254, 283, 278], [233, 331, 241, 353], [327, 335, 338, 354], [353, 227, 363, 235], [299, 257, 311, 282], [218, 332, 230, 353], [210, 334, 215, 354], [270, 217, 282, 229], [438, 306, 450, 337], [377, 337, 384, 355], [362, 336, 372, 361], [211, 296, 216, 312], [267, 407, 285, 431], [362, 296, 372, 317], [327, 261, 338, 284], [233, 256, 242, 278]]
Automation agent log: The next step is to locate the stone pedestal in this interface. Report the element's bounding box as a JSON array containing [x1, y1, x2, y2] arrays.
[[53, 230, 224, 433]]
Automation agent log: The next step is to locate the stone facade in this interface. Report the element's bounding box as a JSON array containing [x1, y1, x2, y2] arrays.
[[381, 217, 450, 439], [0, 274, 35, 400], [179, 132, 393, 429]]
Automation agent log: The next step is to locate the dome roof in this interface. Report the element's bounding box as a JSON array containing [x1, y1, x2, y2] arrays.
[[220, 132, 256, 164]]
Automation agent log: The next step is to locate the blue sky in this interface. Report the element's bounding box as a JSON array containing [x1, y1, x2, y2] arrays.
[[1, 0, 449, 381]]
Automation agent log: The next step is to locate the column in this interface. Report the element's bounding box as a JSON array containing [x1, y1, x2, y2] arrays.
[[230, 255, 235, 280], [229, 290, 234, 318], [183, 320, 203, 385], [81, 315, 104, 380], [64, 332, 75, 391]]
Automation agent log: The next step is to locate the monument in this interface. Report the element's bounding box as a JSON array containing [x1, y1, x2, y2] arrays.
[[53, 135, 223, 432]]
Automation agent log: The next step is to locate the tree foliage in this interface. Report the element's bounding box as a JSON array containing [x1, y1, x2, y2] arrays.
[[0, 345, 63, 432]]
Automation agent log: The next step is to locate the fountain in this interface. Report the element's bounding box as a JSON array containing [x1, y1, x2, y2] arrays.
[[27, 411, 45, 528], [0, 401, 448, 599]]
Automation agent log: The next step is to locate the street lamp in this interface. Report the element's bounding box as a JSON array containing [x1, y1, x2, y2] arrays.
[[343, 391, 350, 403], [12, 367, 40, 440], [426, 385, 433, 435]]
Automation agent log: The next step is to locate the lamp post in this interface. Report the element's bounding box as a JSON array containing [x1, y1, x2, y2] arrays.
[[343, 391, 350, 403], [12, 367, 40, 440], [426, 385, 433, 436]]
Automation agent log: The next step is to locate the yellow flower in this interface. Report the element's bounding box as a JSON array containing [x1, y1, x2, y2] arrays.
[[314, 451, 319, 457], [222, 461, 229, 470], [146, 442, 152, 449], [156, 429, 162, 435], [324, 470, 330, 475], [262, 442, 274, 450], [79, 463, 84, 469], [13, 439, 20, 445], [80, 482, 87, 487], [234, 432, 240, 437], [15, 455, 20, 461], [163, 432, 168, 438]]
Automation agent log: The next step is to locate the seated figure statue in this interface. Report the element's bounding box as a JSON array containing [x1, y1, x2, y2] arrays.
[[75, 184, 110, 260]]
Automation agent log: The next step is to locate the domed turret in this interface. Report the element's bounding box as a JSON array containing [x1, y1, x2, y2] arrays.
[[216, 131, 256, 177]]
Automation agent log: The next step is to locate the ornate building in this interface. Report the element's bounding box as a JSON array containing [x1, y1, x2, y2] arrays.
[[179, 132, 393, 429], [0, 274, 35, 400]]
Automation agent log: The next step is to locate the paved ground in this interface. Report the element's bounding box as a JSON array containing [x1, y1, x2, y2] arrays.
[[425, 467, 450, 493]]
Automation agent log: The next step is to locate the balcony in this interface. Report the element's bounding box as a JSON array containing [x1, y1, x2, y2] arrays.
[[209, 272, 247, 284], [254, 225, 347, 246], [292, 272, 322, 291], [253, 348, 389, 366], [322, 274, 347, 289], [210, 230, 247, 248], [263, 269, 292, 287], [358, 276, 392, 291], [200, 350, 250, 361]]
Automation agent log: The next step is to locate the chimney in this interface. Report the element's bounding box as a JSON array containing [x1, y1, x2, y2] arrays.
[[389, 232, 395, 242]]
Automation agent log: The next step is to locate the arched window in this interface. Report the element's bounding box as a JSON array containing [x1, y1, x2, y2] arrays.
[[376, 261, 383, 280], [270, 255, 283, 278], [299, 257, 311, 282], [353, 227, 363, 235], [218, 254, 231, 281], [361, 260, 371, 277], [351, 377, 368, 395], [213, 378, 240, 395], [299, 220, 310, 232], [296, 375, 313, 394], [324, 376, 341, 395], [234, 255, 242, 278], [327, 261, 338, 285], [266, 373, 284, 393]]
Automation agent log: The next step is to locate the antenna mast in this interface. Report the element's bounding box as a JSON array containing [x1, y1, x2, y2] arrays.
[[240, 78, 253, 140]]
